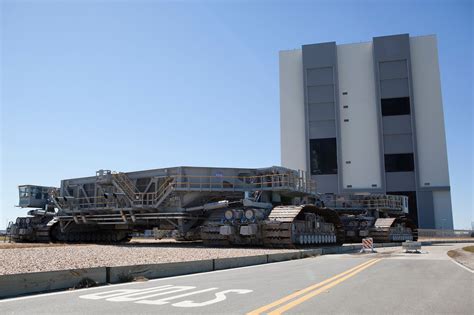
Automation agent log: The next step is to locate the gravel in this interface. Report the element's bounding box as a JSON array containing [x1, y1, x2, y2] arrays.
[[0, 240, 297, 275]]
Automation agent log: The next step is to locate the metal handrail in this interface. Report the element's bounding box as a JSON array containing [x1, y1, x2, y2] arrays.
[[321, 195, 405, 210]]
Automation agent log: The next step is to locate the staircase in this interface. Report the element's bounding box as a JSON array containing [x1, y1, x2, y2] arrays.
[[111, 173, 175, 208], [153, 177, 175, 208], [112, 172, 138, 202]]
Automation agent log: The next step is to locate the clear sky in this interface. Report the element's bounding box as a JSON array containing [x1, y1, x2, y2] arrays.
[[1, 0, 472, 229]]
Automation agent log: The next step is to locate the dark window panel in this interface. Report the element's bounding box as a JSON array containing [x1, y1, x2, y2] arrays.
[[381, 97, 411, 116], [310, 138, 338, 175], [384, 153, 414, 172]]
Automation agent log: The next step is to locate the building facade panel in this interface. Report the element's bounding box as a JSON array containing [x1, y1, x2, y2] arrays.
[[309, 121, 336, 138], [379, 60, 409, 80], [379, 78, 410, 98], [314, 174, 338, 193], [417, 190, 436, 228], [302, 42, 341, 191], [386, 172, 416, 191], [279, 49, 307, 173], [381, 115, 413, 135], [373, 34, 411, 60], [307, 67, 334, 85], [383, 134, 414, 154], [433, 190, 454, 229], [308, 85, 335, 103], [337, 42, 382, 190], [410, 36, 451, 187], [308, 103, 335, 121]]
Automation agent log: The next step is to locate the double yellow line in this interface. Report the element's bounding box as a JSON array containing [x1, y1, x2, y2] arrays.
[[247, 258, 381, 315]]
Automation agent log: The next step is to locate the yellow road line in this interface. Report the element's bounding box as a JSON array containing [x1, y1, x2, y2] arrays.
[[268, 259, 382, 315], [246, 258, 378, 315]]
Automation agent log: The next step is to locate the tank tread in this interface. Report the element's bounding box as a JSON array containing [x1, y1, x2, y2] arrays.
[[52, 227, 131, 243], [35, 226, 53, 243], [370, 217, 418, 243], [201, 225, 232, 246], [263, 205, 343, 247], [262, 223, 292, 247], [202, 239, 231, 247], [369, 229, 391, 243]]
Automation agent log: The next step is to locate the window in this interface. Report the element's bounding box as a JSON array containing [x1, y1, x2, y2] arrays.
[[310, 138, 338, 175], [384, 154, 414, 172], [19, 187, 28, 198], [381, 97, 410, 116]]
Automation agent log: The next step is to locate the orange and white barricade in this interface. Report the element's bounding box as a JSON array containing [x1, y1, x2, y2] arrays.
[[360, 237, 375, 253]]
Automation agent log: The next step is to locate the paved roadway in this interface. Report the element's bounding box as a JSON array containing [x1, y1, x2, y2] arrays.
[[1, 243, 473, 314]]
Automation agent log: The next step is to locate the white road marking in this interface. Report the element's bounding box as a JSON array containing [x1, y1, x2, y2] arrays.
[[448, 257, 474, 274], [107, 286, 196, 302], [79, 285, 174, 300], [79, 285, 253, 308], [137, 288, 218, 306]]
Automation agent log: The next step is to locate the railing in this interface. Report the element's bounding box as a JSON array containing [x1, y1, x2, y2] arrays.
[[73, 196, 120, 210], [171, 173, 315, 194], [132, 177, 175, 207], [320, 194, 406, 211]]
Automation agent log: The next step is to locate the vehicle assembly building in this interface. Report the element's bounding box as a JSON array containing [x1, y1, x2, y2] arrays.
[[280, 33, 452, 229]]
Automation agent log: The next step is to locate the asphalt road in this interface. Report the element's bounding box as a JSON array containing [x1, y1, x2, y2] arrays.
[[1, 243, 473, 314]]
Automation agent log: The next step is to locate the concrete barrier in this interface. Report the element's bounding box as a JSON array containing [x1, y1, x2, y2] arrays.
[[337, 246, 349, 253], [321, 247, 339, 254], [107, 260, 213, 284], [267, 251, 301, 263], [352, 245, 362, 251], [339, 246, 356, 253], [300, 248, 322, 258], [214, 255, 267, 270], [0, 267, 106, 299]]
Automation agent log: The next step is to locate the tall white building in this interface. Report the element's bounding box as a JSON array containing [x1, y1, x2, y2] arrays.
[[280, 34, 452, 229]]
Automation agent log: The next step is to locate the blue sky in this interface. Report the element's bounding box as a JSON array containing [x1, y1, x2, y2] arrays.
[[1, 0, 472, 229]]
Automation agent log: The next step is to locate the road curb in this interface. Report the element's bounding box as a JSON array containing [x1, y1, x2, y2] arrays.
[[107, 259, 214, 284], [267, 251, 302, 262], [0, 267, 106, 299], [214, 255, 268, 270]]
